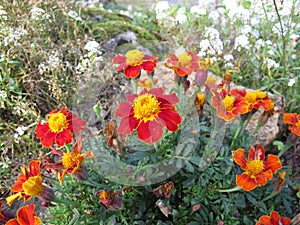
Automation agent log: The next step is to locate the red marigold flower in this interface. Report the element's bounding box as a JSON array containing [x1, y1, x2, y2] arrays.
[[6, 161, 55, 207], [256, 210, 291, 225], [283, 113, 300, 136], [164, 51, 200, 76], [36, 108, 86, 147], [95, 187, 126, 210], [43, 136, 94, 186], [233, 145, 282, 191], [115, 87, 181, 144], [5, 204, 41, 225], [112, 49, 158, 79], [211, 88, 249, 121]]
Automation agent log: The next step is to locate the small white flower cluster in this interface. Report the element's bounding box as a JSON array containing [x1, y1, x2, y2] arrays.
[[234, 34, 250, 51], [199, 28, 223, 58], [0, 89, 7, 109], [119, 5, 143, 18], [67, 10, 82, 21], [0, 7, 8, 20], [76, 40, 104, 74], [14, 126, 28, 139], [30, 7, 50, 21], [2, 27, 28, 46], [38, 51, 63, 75]]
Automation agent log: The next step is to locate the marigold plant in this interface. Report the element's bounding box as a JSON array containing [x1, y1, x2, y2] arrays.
[[283, 113, 300, 136]]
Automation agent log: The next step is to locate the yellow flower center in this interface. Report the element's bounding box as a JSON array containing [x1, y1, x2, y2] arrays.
[[223, 96, 235, 111], [100, 190, 114, 200], [125, 50, 144, 66], [133, 94, 161, 122], [48, 112, 69, 133], [255, 90, 266, 99], [246, 160, 264, 177], [198, 59, 210, 70], [22, 176, 44, 196], [62, 152, 83, 170], [296, 120, 300, 128], [178, 52, 192, 67], [245, 92, 257, 104]]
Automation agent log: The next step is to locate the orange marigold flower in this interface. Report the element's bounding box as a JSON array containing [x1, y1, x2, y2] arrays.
[[113, 49, 158, 79], [283, 113, 300, 136], [195, 93, 206, 112], [233, 145, 282, 191], [6, 161, 55, 206], [164, 51, 200, 76], [43, 136, 94, 186], [256, 210, 291, 225], [36, 108, 86, 147], [211, 88, 249, 121], [115, 87, 181, 144], [6, 204, 41, 225]]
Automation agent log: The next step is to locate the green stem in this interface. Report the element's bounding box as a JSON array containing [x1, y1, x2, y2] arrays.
[[218, 186, 242, 193], [132, 79, 138, 94]]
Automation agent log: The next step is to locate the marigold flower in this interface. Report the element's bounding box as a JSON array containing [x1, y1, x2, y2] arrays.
[[138, 78, 158, 90], [115, 87, 181, 144], [95, 187, 126, 210], [43, 136, 94, 186], [233, 145, 282, 191], [211, 88, 249, 121], [153, 181, 174, 198], [256, 210, 291, 225], [113, 49, 158, 79], [164, 51, 200, 76], [283, 113, 300, 136], [5, 204, 41, 225], [6, 161, 55, 206], [36, 108, 86, 147]]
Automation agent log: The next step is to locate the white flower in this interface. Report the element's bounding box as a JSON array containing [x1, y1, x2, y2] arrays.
[[241, 25, 252, 34], [30, 8, 48, 20], [190, 5, 206, 15], [84, 40, 100, 52], [234, 34, 249, 50], [175, 7, 187, 24], [288, 78, 296, 87], [208, 11, 219, 21], [266, 58, 279, 68], [3, 28, 28, 46], [67, 10, 82, 21], [0, 9, 7, 20], [15, 126, 27, 136], [155, 1, 170, 14], [267, 49, 275, 56], [224, 54, 234, 61]]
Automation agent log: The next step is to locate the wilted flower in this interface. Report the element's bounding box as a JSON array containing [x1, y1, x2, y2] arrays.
[[274, 171, 286, 194], [36, 108, 86, 147], [211, 88, 249, 121], [43, 136, 94, 186], [112, 49, 158, 78], [5, 204, 41, 225], [233, 145, 282, 191], [6, 161, 55, 206], [153, 181, 174, 198], [95, 187, 126, 210], [115, 88, 181, 144], [283, 113, 300, 136], [256, 210, 290, 225], [164, 51, 200, 76]]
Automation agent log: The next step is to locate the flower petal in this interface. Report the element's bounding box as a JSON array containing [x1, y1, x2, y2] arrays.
[[157, 93, 179, 105], [148, 87, 164, 96], [137, 121, 151, 143], [5, 219, 19, 225], [17, 204, 40, 225], [126, 94, 138, 103], [29, 160, 41, 176], [55, 129, 72, 146], [158, 110, 181, 132], [141, 61, 156, 72], [264, 154, 282, 174], [117, 116, 139, 136], [35, 122, 50, 138], [124, 66, 140, 78], [236, 173, 257, 191], [112, 55, 126, 64], [115, 102, 133, 118], [257, 215, 272, 225], [137, 120, 164, 144], [232, 149, 247, 170], [40, 131, 56, 148]]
